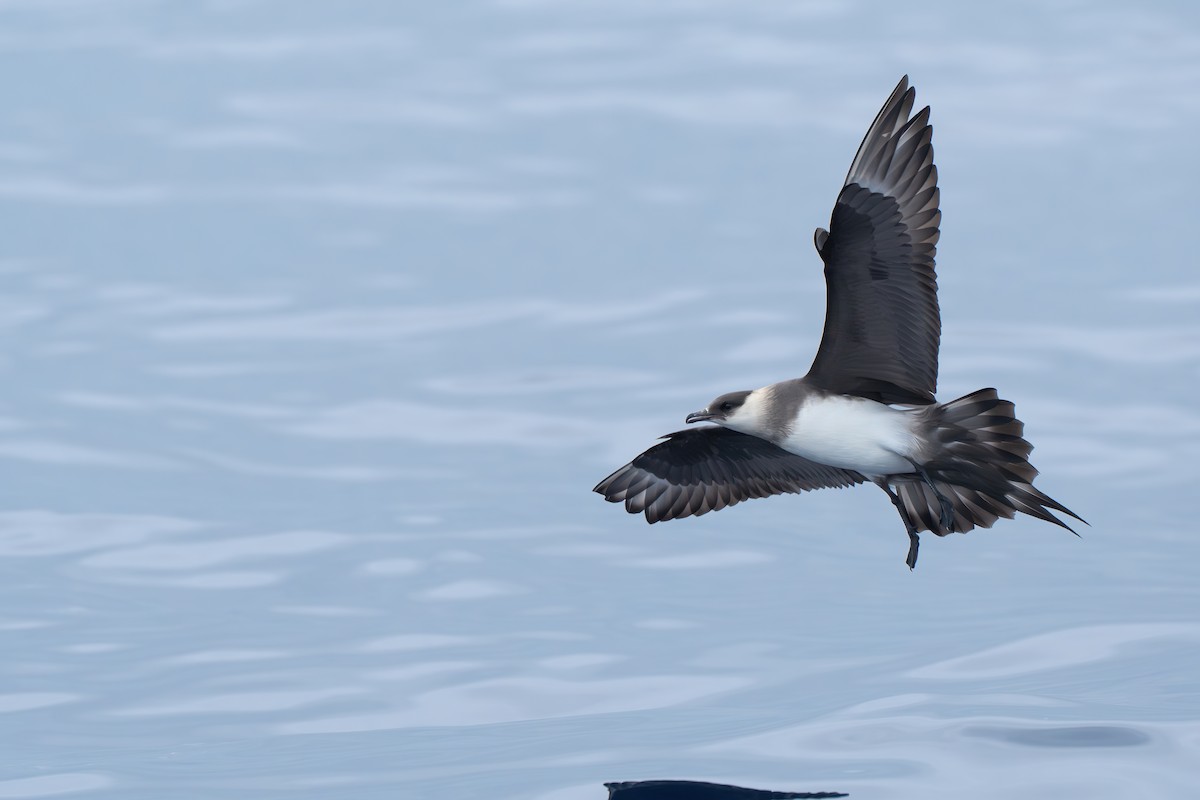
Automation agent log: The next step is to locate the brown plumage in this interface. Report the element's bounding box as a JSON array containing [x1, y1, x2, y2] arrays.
[[594, 77, 1085, 568]]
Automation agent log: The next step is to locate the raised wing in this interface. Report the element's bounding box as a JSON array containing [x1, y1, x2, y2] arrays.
[[806, 76, 941, 405], [594, 427, 865, 523]]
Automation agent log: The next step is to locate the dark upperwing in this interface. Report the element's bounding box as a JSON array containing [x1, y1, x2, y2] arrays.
[[806, 76, 942, 405], [593, 427, 865, 523]]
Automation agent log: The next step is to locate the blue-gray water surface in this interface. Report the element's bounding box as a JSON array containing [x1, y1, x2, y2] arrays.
[[3, 2, 1199, 798]]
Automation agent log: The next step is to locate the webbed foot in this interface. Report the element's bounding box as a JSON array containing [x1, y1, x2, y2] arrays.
[[910, 461, 956, 534], [936, 494, 955, 532]]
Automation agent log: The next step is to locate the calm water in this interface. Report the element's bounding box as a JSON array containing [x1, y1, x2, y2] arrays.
[[3, 2, 1200, 798]]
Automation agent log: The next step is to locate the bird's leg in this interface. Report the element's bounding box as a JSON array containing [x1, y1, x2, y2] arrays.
[[876, 479, 920, 570], [907, 460, 956, 533]]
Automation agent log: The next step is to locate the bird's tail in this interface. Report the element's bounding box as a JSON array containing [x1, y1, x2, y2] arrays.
[[894, 388, 1085, 536]]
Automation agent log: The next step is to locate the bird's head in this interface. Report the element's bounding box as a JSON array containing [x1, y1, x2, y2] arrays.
[[685, 389, 758, 432]]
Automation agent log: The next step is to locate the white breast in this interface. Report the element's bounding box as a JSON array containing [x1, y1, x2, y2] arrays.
[[778, 394, 918, 476]]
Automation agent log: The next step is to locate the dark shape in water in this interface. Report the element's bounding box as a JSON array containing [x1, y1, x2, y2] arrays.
[[604, 779, 847, 799], [963, 724, 1151, 748]]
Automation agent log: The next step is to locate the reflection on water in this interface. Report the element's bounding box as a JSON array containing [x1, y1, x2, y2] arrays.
[[604, 779, 847, 799], [962, 725, 1151, 749], [2, 1, 1199, 799]]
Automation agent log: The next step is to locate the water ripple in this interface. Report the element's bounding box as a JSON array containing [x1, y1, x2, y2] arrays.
[[0, 773, 112, 799], [908, 624, 1200, 680], [275, 674, 749, 734]]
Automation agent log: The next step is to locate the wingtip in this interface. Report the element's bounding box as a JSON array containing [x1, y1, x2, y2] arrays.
[[592, 473, 615, 495]]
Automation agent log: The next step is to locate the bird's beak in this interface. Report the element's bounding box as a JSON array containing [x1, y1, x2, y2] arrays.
[[685, 409, 716, 424]]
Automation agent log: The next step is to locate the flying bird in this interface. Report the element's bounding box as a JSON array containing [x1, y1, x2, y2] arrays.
[[594, 76, 1083, 569]]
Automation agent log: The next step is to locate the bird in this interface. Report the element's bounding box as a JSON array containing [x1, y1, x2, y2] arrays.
[[593, 76, 1084, 569]]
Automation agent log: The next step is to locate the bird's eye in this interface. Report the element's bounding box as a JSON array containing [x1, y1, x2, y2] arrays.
[[719, 402, 734, 412]]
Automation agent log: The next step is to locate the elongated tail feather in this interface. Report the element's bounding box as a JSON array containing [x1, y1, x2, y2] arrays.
[[894, 388, 1085, 537]]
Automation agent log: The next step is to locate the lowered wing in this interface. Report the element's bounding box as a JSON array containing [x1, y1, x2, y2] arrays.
[[594, 427, 865, 523]]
